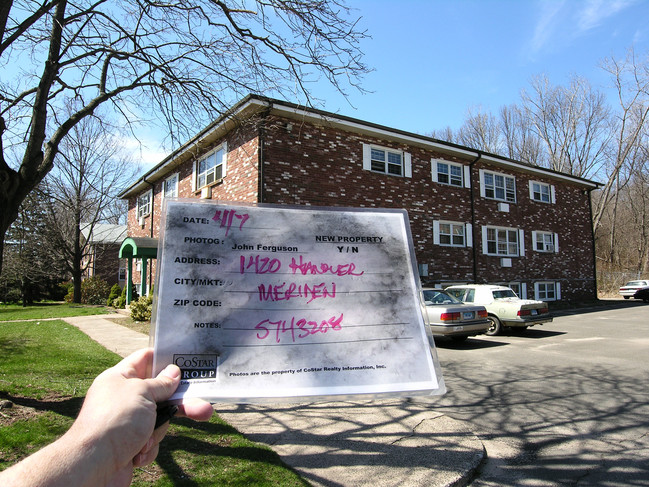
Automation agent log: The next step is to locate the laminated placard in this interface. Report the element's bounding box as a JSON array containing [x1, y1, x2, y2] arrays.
[[151, 200, 445, 402]]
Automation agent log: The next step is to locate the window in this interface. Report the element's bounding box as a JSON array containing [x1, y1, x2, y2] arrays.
[[433, 160, 465, 187], [362, 143, 411, 177], [372, 147, 402, 175], [498, 282, 525, 298], [137, 190, 152, 219], [483, 226, 520, 256], [463, 288, 475, 302], [535, 282, 560, 301], [164, 173, 178, 199], [196, 145, 226, 190], [440, 222, 464, 246], [481, 170, 516, 203], [529, 181, 555, 203], [433, 221, 472, 247], [532, 231, 558, 253]]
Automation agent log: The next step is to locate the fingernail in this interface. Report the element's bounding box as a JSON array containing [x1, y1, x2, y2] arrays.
[[160, 364, 180, 379]]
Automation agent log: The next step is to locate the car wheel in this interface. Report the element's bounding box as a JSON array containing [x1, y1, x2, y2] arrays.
[[485, 315, 502, 336], [624, 296, 630, 299]]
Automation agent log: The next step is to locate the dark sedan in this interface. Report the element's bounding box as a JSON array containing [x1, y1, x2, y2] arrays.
[[633, 287, 649, 303]]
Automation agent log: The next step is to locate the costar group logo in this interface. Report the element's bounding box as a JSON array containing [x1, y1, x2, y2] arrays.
[[173, 354, 218, 379]]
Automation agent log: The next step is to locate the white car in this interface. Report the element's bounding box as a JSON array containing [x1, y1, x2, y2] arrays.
[[619, 280, 649, 299], [421, 288, 490, 342], [445, 284, 553, 336]]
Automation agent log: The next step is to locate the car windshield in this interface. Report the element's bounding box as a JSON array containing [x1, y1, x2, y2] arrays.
[[423, 290, 461, 305], [625, 281, 647, 287], [492, 289, 518, 299]]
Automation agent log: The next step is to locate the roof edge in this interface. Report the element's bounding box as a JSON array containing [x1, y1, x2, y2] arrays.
[[120, 94, 602, 198]]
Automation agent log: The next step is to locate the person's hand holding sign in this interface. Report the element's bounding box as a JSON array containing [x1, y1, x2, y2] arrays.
[[0, 348, 213, 487]]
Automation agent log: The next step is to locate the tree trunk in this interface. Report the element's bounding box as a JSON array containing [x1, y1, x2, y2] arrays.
[[72, 215, 83, 303], [72, 267, 82, 303], [0, 168, 28, 275]]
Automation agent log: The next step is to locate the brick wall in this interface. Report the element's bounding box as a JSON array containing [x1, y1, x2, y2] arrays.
[[259, 115, 596, 301], [124, 112, 597, 302]]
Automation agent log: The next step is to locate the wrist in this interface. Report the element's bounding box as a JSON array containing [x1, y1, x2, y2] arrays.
[[60, 418, 116, 485]]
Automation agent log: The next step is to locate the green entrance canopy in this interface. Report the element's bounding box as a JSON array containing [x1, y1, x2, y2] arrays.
[[119, 237, 158, 259], [119, 237, 158, 304]]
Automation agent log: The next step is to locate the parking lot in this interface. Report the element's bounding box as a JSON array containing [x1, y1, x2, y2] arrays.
[[433, 300, 649, 486]]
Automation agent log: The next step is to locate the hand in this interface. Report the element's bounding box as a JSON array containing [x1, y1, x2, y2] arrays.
[[70, 349, 213, 485], [70, 348, 214, 486], [0, 348, 213, 487]]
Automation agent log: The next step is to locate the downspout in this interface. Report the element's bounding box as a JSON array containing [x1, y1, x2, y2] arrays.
[[587, 188, 598, 300], [469, 152, 482, 283], [258, 105, 271, 203], [143, 176, 155, 295]]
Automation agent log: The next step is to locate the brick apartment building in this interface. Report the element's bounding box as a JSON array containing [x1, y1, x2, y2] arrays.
[[119, 94, 601, 303]]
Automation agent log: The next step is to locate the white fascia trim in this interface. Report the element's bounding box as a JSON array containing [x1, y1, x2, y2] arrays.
[[274, 105, 599, 189], [120, 98, 264, 199], [427, 142, 481, 159], [478, 154, 599, 189], [121, 97, 600, 197]]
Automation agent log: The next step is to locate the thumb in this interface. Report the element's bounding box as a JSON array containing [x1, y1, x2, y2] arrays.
[[146, 364, 181, 403]]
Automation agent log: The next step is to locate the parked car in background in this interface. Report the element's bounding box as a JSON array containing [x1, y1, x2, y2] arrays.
[[619, 280, 649, 299], [445, 284, 553, 336], [633, 287, 649, 303], [421, 288, 490, 342]]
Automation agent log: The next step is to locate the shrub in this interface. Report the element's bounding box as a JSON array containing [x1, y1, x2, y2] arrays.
[[114, 286, 127, 309], [80, 277, 111, 305], [3, 287, 22, 304], [106, 283, 122, 306], [64, 287, 74, 303], [130, 295, 153, 322], [50, 281, 72, 301]]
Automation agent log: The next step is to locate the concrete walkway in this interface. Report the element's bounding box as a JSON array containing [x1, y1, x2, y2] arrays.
[[62, 313, 149, 356], [64, 314, 485, 487]]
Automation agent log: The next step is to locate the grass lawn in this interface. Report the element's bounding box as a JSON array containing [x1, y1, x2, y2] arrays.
[[0, 319, 309, 486], [0, 302, 112, 321]]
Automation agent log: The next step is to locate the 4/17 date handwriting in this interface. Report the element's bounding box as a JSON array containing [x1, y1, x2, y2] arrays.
[[212, 209, 249, 236]]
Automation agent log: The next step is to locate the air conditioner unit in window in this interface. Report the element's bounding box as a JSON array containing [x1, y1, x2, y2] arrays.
[[200, 186, 212, 199], [500, 258, 512, 267], [139, 216, 145, 226]]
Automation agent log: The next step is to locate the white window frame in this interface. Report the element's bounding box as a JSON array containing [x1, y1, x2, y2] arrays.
[[482, 225, 521, 257], [137, 190, 152, 219], [480, 169, 516, 203], [532, 231, 559, 253], [432, 159, 469, 188], [529, 181, 556, 203], [535, 281, 561, 301], [163, 172, 179, 200], [194, 143, 228, 191], [433, 220, 472, 247], [362, 143, 411, 178]]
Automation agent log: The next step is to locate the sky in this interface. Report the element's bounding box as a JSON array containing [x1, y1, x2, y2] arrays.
[[136, 0, 649, 168]]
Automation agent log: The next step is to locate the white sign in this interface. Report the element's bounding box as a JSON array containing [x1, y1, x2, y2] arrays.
[[152, 200, 445, 402]]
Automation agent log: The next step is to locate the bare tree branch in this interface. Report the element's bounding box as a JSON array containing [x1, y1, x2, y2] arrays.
[[0, 0, 369, 274]]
